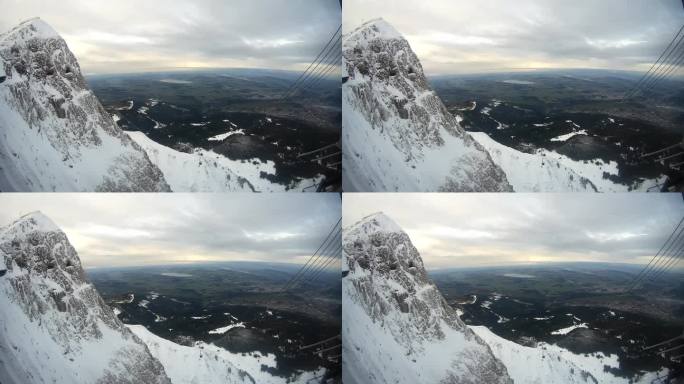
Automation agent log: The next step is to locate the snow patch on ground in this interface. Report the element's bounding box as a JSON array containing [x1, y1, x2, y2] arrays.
[[127, 131, 323, 192], [207, 129, 245, 141], [550, 129, 587, 142], [128, 325, 325, 384], [208, 322, 246, 335], [551, 323, 588, 335], [470, 132, 596, 192], [472, 326, 664, 384]]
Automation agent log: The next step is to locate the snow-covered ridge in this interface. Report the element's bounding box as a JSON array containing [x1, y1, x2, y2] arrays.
[[127, 131, 323, 192], [470, 132, 597, 192], [342, 19, 512, 192], [129, 325, 325, 384], [0, 211, 61, 238]]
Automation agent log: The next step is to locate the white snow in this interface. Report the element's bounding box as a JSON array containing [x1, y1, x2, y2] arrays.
[[471, 131, 665, 192], [0, 21, 169, 192], [128, 325, 325, 384], [550, 129, 588, 142], [472, 326, 664, 384], [550, 323, 588, 335], [470, 132, 596, 192], [208, 322, 245, 335], [342, 19, 511, 192], [207, 129, 245, 141], [127, 131, 322, 192]]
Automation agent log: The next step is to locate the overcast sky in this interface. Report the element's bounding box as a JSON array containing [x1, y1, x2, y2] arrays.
[[344, 0, 684, 74], [343, 193, 684, 269], [0, 0, 341, 74], [0, 194, 341, 268]]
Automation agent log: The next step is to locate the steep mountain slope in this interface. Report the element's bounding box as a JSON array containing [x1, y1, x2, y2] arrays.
[[0, 212, 171, 384], [469, 132, 598, 192], [129, 324, 327, 384], [471, 326, 666, 384], [342, 213, 609, 384], [342, 213, 513, 384], [0, 212, 328, 383], [342, 19, 513, 192], [127, 131, 323, 192], [0, 18, 170, 192]]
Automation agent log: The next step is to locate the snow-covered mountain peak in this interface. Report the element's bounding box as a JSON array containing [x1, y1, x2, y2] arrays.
[[346, 18, 403, 44], [2, 17, 61, 43], [342, 19, 512, 191], [348, 211, 404, 235], [0, 213, 172, 383], [343, 213, 512, 383], [2, 211, 61, 238], [0, 19, 170, 192]]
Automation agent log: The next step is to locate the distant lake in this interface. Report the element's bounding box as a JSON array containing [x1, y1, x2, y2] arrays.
[[501, 79, 535, 85], [160, 272, 193, 277]]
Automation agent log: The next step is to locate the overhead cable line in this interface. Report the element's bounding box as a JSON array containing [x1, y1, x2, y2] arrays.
[[281, 218, 341, 291], [627, 215, 684, 291], [284, 33, 341, 99], [281, 25, 341, 98], [624, 23, 684, 99]]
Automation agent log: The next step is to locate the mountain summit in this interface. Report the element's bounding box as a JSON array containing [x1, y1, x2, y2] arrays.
[[342, 212, 513, 383], [342, 19, 513, 192], [0, 211, 172, 383], [0, 18, 170, 192]]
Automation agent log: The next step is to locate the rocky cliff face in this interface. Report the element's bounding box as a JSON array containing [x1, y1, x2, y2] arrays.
[[0, 18, 170, 192], [0, 212, 171, 383], [342, 19, 512, 192], [342, 213, 513, 384]]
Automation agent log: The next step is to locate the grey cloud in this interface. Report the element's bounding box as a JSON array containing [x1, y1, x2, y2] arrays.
[[0, 194, 341, 267], [0, 0, 341, 73], [343, 193, 683, 268], [344, 0, 683, 74]]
